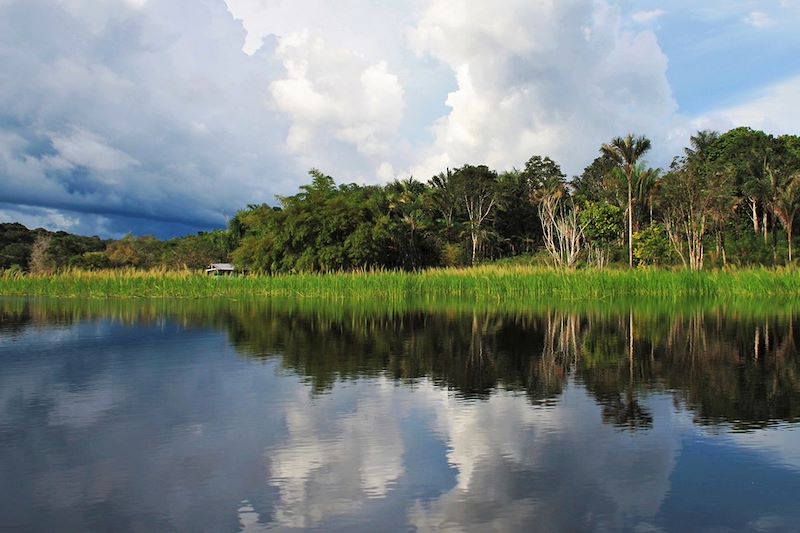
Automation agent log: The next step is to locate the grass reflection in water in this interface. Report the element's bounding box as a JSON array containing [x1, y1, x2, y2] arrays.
[[2, 296, 798, 433]]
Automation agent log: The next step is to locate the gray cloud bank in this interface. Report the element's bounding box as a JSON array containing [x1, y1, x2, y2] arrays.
[[1, 0, 798, 237], [0, 0, 294, 237]]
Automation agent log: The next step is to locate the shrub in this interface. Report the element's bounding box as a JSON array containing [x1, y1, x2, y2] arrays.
[[633, 224, 672, 266]]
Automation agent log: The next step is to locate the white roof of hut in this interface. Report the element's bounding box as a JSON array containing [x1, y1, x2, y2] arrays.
[[206, 263, 235, 272]]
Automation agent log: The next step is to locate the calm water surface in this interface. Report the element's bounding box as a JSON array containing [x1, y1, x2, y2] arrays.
[[2, 298, 800, 532]]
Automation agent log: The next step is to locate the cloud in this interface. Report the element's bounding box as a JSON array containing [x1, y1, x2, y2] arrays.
[[258, 374, 683, 531], [223, 0, 422, 60], [689, 75, 800, 135], [48, 128, 139, 175], [743, 10, 775, 28], [725, 426, 800, 473], [0, 323, 308, 532], [270, 30, 405, 170], [406, 386, 680, 531], [0, 202, 207, 239], [0, 0, 293, 237], [0, 205, 86, 233], [407, 0, 678, 177], [265, 380, 406, 528], [0, 0, 798, 237], [632, 9, 665, 24]]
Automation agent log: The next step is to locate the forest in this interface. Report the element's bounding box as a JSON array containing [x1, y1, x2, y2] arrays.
[[2, 126, 799, 274]]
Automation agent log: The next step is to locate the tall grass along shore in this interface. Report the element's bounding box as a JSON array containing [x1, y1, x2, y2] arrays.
[[2, 265, 800, 301]]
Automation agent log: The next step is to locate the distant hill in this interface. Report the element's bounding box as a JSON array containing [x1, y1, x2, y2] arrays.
[[0, 223, 107, 270], [0, 222, 232, 271]]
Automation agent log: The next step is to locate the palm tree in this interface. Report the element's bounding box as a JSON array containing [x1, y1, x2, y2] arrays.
[[765, 164, 800, 263], [601, 134, 652, 268], [429, 169, 458, 237], [387, 177, 428, 269], [634, 165, 661, 227]]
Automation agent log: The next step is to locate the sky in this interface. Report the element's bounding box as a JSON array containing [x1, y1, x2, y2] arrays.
[[0, 0, 799, 238]]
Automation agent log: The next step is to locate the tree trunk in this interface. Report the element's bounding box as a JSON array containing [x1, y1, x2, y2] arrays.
[[689, 229, 704, 271], [788, 225, 793, 263], [772, 216, 778, 263], [763, 210, 768, 243], [751, 199, 759, 234], [627, 170, 633, 269]]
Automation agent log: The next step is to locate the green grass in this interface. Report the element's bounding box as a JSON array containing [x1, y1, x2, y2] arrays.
[[2, 265, 800, 301], [3, 292, 797, 328]]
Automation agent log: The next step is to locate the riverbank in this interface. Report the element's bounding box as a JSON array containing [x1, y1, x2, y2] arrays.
[[2, 265, 800, 300]]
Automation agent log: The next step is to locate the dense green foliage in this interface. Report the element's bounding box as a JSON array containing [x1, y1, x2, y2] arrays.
[[0, 223, 106, 271], [2, 126, 800, 275], [228, 127, 800, 273], [0, 223, 232, 272]]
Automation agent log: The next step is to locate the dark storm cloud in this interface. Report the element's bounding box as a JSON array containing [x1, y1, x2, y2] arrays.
[[0, 0, 295, 237]]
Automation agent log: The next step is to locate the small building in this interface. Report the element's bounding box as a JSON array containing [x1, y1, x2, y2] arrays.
[[205, 263, 236, 276]]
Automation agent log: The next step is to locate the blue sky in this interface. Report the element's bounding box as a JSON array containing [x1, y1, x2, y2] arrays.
[[641, 1, 800, 113], [0, 0, 798, 238]]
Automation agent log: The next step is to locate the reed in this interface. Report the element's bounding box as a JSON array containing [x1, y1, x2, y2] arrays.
[[1, 265, 800, 301], [3, 293, 796, 330]]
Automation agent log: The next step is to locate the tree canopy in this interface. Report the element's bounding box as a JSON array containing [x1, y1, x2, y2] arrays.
[[3, 126, 800, 273]]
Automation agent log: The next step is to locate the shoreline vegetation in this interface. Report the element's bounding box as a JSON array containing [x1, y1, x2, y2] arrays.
[[2, 265, 800, 301], [3, 129, 800, 280]]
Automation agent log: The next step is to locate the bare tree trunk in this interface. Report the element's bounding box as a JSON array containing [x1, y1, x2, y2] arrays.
[[788, 225, 793, 263], [665, 219, 687, 267], [588, 246, 608, 268], [772, 216, 778, 263], [627, 172, 634, 269], [464, 192, 495, 266], [685, 217, 705, 271], [751, 199, 759, 234], [713, 230, 727, 267], [538, 199, 585, 268]]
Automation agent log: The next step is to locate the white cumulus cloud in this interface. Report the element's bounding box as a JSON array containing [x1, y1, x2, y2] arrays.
[[271, 31, 405, 165], [407, 0, 678, 177], [688, 75, 800, 136]]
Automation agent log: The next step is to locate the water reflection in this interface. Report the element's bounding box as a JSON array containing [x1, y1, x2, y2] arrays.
[[216, 301, 800, 431], [3, 297, 800, 431], [2, 297, 800, 532]]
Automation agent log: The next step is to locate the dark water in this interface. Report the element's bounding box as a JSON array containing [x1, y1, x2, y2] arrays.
[[2, 298, 800, 532]]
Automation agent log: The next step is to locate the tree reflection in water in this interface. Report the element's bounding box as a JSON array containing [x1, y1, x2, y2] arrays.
[[5, 297, 800, 532], [2, 297, 799, 431]]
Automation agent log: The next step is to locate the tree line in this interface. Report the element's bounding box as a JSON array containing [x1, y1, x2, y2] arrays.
[[2, 126, 799, 273], [232, 127, 800, 272], [0, 223, 232, 273]]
